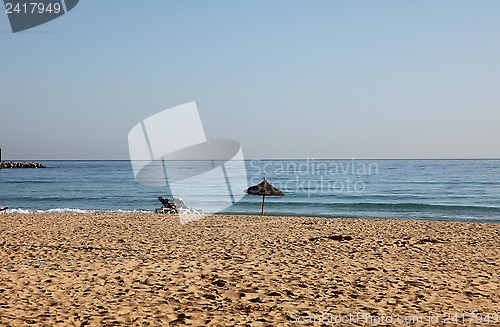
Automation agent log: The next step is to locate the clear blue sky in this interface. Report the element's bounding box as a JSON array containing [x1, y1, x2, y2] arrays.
[[1, 1, 499, 159]]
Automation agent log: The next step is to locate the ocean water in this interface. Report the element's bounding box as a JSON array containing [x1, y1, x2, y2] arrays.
[[1, 160, 500, 223]]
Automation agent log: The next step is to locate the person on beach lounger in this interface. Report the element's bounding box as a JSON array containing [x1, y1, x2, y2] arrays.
[[155, 197, 178, 214]]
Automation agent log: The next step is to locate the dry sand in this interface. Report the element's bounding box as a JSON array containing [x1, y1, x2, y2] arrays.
[[0, 213, 499, 326]]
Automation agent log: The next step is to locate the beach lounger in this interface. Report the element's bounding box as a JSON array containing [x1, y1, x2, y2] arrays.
[[155, 197, 178, 214], [173, 197, 204, 215], [0, 207, 8, 214]]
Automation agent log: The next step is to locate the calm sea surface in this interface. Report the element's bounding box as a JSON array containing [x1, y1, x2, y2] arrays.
[[1, 160, 499, 223]]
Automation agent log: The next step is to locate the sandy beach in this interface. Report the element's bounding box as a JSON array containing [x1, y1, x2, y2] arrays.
[[0, 213, 499, 326]]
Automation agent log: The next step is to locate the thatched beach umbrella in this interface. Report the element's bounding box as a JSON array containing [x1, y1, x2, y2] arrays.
[[245, 178, 285, 216]]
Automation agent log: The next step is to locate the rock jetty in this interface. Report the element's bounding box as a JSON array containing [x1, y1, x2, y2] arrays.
[[0, 162, 46, 169]]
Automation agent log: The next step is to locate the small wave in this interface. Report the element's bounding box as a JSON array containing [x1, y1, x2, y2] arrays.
[[337, 202, 500, 213], [5, 208, 94, 214], [4, 208, 152, 214], [236, 200, 500, 212]]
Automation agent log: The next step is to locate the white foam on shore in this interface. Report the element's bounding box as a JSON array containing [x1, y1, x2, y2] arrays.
[[4, 208, 32, 214], [4, 208, 151, 214]]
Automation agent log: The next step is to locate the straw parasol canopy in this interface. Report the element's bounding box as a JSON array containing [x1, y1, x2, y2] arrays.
[[245, 178, 285, 216]]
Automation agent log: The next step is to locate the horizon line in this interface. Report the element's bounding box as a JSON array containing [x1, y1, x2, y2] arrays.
[[3, 158, 500, 161]]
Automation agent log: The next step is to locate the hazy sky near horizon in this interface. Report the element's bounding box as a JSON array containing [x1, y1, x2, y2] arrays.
[[1, 1, 499, 160]]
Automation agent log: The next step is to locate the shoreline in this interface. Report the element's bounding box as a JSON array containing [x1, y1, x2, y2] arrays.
[[1, 213, 499, 325], [2, 209, 500, 224]]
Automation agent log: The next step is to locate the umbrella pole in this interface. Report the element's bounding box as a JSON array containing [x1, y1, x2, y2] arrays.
[[261, 195, 265, 216]]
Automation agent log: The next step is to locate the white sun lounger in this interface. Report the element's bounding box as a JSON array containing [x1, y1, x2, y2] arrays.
[[173, 197, 204, 215]]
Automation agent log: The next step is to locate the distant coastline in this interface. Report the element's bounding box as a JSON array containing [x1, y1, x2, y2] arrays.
[[0, 161, 46, 169]]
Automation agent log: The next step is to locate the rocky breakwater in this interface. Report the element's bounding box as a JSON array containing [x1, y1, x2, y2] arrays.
[[0, 161, 46, 169]]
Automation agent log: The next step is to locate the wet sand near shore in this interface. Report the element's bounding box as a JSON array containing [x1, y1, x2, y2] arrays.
[[0, 213, 499, 326]]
